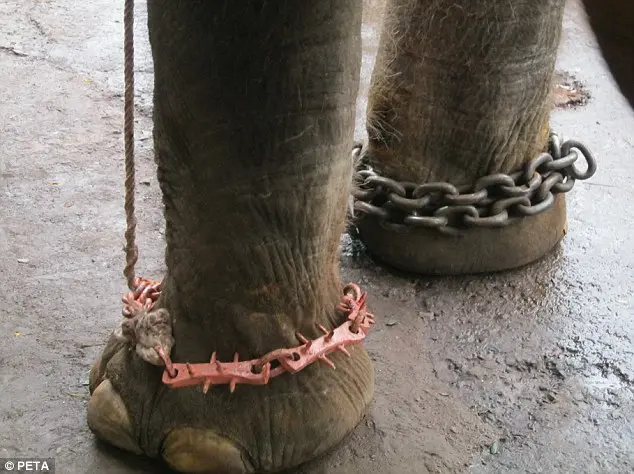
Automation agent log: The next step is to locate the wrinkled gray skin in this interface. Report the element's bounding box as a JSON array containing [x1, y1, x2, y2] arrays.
[[86, 0, 634, 473], [357, 0, 569, 275]]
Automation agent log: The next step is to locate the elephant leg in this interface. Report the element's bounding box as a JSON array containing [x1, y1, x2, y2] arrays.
[[355, 0, 572, 275], [87, 1, 374, 473]]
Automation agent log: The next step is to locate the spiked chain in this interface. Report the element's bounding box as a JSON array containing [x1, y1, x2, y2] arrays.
[[122, 281, 375, 393]]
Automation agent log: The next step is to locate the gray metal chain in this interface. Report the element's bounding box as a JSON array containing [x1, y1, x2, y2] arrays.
[[350, 131, 597, 235]]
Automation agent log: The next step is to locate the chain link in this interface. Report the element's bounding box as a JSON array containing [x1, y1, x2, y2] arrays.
[[351, 131, 597, 234], [129, 282, 376, 393]]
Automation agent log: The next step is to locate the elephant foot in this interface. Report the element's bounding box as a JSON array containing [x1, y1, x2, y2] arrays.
[[87, 332, 374, 473], [87, 379, 142, 455], [355, 194, 567, 275]]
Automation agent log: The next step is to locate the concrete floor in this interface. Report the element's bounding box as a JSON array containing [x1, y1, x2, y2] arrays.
[[0, 0, 632, 473]]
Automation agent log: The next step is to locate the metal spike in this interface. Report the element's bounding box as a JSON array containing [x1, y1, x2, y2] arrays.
[[202, 378, 212, 394], [186, 363, 194, 377], [319, 354, 336, 369], [337, 345, 351, 357], [208, 351, 222, 373], [316, 323, 329, 335], [296, 333, 313, 352], [325, 330, 334, 342]]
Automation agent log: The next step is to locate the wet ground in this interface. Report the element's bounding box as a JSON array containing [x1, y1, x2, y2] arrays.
[[1, 0, 633, 473]]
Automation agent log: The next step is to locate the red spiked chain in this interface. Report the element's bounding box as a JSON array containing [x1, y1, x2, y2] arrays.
[[122, 281, 375, 393]]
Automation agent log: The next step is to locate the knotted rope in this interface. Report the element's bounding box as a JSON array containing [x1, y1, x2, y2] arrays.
[[123, 0, 137, 290]]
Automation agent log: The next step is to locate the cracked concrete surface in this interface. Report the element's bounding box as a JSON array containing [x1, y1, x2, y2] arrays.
[[0, 0, 633, 473]]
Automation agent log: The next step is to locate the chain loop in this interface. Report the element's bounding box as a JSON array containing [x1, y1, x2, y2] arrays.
[[561, 139, 597, 180], [522, 152, 553, 184], [351, 131, 597, 234], [474, 173, 516, 191], [515, 192, 555, 216], [442, 189, 489, 206], [500, 171, 542, 197], [129, 283, 376, 393]]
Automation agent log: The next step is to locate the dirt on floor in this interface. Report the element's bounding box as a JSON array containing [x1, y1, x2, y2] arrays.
[[1, 1, 633, 473], [553, 70, 591, 109]]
